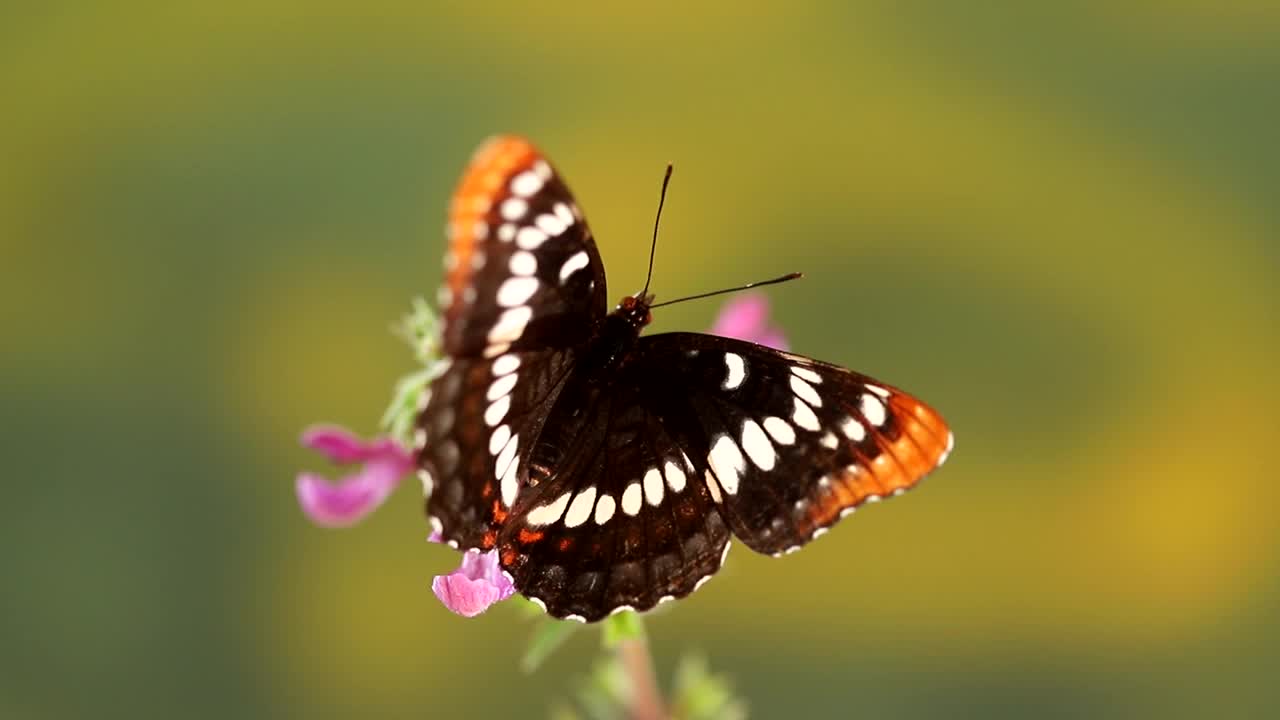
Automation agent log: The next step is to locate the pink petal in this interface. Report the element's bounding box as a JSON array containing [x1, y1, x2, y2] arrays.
[[301, 425, 408, 464], [710, 293, 789, 350], [431, 549, 516, 617], [432, 573, 506, 618], [295, 427, 414, 527]]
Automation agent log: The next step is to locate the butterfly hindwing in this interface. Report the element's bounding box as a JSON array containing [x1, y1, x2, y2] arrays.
[[495, 367, 731, 621], [419, 348, 577, 550]]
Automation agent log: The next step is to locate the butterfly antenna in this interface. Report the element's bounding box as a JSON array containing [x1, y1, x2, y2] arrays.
[[650, 272, 803, 309], [641, 163, 674, 297]]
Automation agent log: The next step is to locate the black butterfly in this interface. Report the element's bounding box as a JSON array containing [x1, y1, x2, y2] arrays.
[[416, 136, 953, 622]]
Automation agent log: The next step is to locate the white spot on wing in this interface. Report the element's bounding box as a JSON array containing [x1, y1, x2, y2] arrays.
[[820, 431, 838, 449], [533, 160, 553, 180], [488, 306, 532, 344], [500, 456, 519, 507], [860, 394, 887, 427], [492, 354, 521, 376], [563, 486, 596, 528], [762, 416, 796, 445], [707, 435, 745, 495], [621, 482, 643, 515], [510, 170, 543, 197], [527, 492, 572, 526], [509, 250, 536, 276], [516, 226, 548, 248], [739, 419, 776, 471], [722, 353, 746, 390], [840, 416, 866, 442], [558, 250, 590, 284], [500, 197, 527, 220], [495, 434, 519, 480], [663, 459, 686, 492], [792, 399, 820, 431], [488, 424, 511, 455], [790, 375, 822, 407], [486, 373, 518, 402], [938, 432, 955, 466], [791, 366, 822, 384], [484, 395, 510, 427], [866, 384, 891, 398], [498, 223, 516, 242], [496, 276, 539, 307], [643, 467, 665, 506], [535, 212, 567, 236], [594, 494, 616, 524], [554, 202, 575, 227]]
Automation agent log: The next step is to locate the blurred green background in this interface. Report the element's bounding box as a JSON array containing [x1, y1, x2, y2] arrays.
[[4, 2, 1278, 718]]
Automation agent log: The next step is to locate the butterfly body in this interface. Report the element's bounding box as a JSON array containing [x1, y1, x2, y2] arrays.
[[417, 136, 953, 622]]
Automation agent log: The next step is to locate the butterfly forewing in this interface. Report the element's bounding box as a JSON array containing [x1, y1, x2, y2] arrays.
[[634, 334, 953, 556], [438, 136, 608, 358], [420, 136, 609, 550]]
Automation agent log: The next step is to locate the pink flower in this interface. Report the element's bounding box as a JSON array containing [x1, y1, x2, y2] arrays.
[[430, 544, 517, 617], [295, 426, 414, 527], [295, 425, 514, 616], [709, 293, 788, 350]]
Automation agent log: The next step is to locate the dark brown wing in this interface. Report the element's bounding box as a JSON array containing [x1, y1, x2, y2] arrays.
[[495, 333, 953, 621]]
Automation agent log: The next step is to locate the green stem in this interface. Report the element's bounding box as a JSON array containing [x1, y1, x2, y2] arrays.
[[617, 633, 665, 720]]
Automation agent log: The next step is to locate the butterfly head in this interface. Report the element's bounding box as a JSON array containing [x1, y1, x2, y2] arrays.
[[616, 292, 655, 329]]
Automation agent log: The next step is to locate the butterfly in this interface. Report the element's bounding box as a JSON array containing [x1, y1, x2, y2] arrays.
[[415, 136, 953, 622]]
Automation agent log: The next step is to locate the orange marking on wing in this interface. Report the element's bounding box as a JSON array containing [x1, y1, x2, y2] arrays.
[[890, 394, 952, 469], [800, 392, 953, 537], [490, 499, 509, 524], [518, 528, 544, 544], [805, 480, 847, 528], [445, 136, 541, 299]]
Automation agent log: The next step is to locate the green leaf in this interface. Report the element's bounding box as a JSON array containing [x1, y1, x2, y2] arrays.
[[600, 610, 645, 649], [379, 298, 449, 447], [573, 655, 629, 720], [669, 654, 748, 720], [521, 617, 582, 674]]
